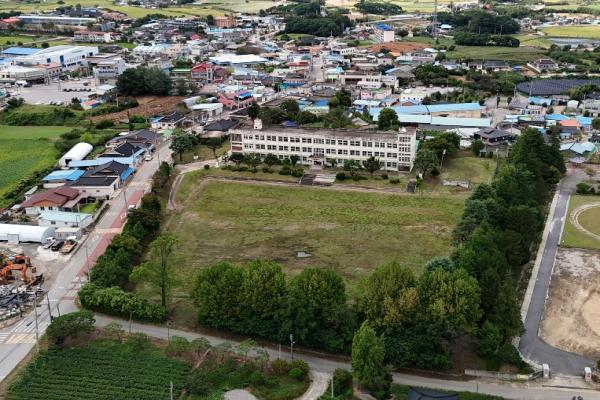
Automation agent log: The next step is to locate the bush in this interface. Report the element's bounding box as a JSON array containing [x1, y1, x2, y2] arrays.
[[279, 165, 292, 175], [262, 166, 273, 173], [336, 172, 347, 181], [290, 359, 309, 376], [332, 369, 353, 398], [270, 359, 291, 375], [249, 371, 266, 386], [389, 178, 400, 184], [204, 164, 210, 170], [129, 114, 146, 123], [291, 168, 304, 178], [79, 283, 167, 322], [95, 119, 114, 129], [47, 310, 95, 345], [381, 173, 388, 180], [288, 367, 304, 380], [576, 182, 594, 195]]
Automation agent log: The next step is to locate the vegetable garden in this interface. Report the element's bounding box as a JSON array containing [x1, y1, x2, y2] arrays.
[[7, 339, 189, 400]]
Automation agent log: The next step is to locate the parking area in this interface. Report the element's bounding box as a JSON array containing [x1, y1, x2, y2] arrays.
[[6, 78, 97, 105]]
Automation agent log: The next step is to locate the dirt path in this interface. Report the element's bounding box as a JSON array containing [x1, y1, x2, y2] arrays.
[[296, 371, 330, 400]]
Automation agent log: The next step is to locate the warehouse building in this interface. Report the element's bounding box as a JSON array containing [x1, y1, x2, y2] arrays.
[[14, 45, 99, 70], [59, 142, 93, 168], [0, 224, 54, 244]]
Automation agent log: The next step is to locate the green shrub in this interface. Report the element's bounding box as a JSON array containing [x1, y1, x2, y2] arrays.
[[95, 119, 115, 129], [389, 178, 400, 184], [288, 367, 304, 380], [336, 172, 347, 180], [249, 371, 265, 386], [47, 310, 95, 345], [576, 182, 594, 194], [262, 166, 273, 173], [279, 165, 292, 175], [270, 359, 291, 375], [204, 164, 210, 170], [290, 360, 309, 376], [381, 173, 388, 180], [291, 168, 304, 178]]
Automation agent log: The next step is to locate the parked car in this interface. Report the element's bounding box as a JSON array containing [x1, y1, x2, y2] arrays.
[[59, 238, 77, 254], [144, 153, 153, 161], [42, 237, 55, 249], [50, 240, 64, 252]]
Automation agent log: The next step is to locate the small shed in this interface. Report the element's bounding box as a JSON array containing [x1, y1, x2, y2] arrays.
[[0, 224, 55, 244], [59, 142, 93, 169]]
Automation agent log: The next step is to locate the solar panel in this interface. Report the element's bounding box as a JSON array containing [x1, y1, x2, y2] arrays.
[[517, 79, 600, 96]]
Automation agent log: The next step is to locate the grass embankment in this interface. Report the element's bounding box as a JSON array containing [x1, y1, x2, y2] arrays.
[[561, 194, 600, 250], [168, 180, 464, 284], [392, 384, 504, 400]]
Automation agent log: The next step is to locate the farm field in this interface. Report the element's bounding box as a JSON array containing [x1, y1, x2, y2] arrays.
[[540, 25, 600, 39], [6, 339, 189, 400], [561, 195, 600, 250], [0, 125, 68, 207], [166, 180, 465, 286]]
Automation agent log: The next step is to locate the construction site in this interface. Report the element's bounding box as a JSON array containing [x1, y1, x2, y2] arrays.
[[0, 247, 44, 324]]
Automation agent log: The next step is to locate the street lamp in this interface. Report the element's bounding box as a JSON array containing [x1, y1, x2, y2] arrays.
[[289, 334, 295, 361]]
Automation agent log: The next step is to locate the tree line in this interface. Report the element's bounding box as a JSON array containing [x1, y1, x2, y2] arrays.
[[79, 162, 174, 322], [454, 32, 519, 48]]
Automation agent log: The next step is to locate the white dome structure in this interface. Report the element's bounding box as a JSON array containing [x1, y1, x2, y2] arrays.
[[59, 142, 93, 168], [0, 224, 55, 244]]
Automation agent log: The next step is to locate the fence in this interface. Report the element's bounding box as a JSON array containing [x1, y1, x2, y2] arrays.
[[464, 369, 543, 381]]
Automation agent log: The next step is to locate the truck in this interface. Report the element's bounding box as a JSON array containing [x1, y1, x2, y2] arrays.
[[59, 238, 78, 254]]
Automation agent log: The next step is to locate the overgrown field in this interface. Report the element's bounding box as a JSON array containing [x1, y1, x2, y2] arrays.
[[7, 339, 190, 400], [167, 180, 465, 284]]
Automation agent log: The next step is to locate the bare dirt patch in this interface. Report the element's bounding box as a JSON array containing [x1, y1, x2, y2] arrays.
[[369, 41, 427, 55], [91, 95, 184, 123], [540, 248, 600, 358]]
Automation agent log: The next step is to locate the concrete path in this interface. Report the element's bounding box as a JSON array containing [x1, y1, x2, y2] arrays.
[[94, 314, 600, 400], [296, 371, 330, 400], [518, 189, 595, 375]]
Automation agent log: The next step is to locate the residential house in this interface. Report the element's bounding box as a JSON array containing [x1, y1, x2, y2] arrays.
[[41, 169, 85, 188], [20, 186, 85, 216], [83, 161, 134, 187], [68, 176, 119, 199], [151, 111, 186, 130], [106, 129, 161, 151], [531, 58, 559, 72], [191, 63, 227, 84], [473, 128, 514, 146]]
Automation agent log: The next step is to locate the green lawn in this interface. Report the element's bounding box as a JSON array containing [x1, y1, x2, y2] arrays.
[[441, 154, 496, 186], [168, 180, 465, 286], [561, 195, 600, 250], [177, 138, 230, 164], [79, 203, 97, 214], [514, 34, 553, 49], [0, 125, 70, 139], [541, 25, 600, 39]]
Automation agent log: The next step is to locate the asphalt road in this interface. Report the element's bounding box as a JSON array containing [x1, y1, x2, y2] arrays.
[[519, 188, 595, 375], [0, 142, 172, 381], [95, 315, 600, 400]]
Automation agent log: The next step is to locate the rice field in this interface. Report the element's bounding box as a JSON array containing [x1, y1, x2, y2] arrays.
[[540, 25, 600, 40]]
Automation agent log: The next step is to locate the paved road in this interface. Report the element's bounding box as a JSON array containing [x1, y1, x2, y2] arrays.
[[519, 188, 595, 375], [0, 142, 172, 381], [95, 315, 600, 400]]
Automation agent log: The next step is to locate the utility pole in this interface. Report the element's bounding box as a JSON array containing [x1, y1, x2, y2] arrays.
[[289, 334, 295, 361], [432, 0, 438, 40], [331, 374, 334, 397], [170, 381, 174, 400], [33, 296, 40, 353], [46, 293, 52, 321]]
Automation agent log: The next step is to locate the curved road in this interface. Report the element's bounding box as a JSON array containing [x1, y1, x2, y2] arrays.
[[519, 184, 595, 375]]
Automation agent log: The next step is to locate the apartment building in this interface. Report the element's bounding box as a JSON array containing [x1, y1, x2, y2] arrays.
[[74, 31, 116, 43], [373, 23, 395, 43], [230, 121, 417, 170]]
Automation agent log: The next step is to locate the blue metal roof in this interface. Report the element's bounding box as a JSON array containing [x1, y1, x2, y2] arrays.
[[42, 169, 85, 182], [369, 103, 482, 120], [545, 114, 570, 121], [2, 47, 40, 56], [376, 23, 393, 31], [576, 116, 593, 126]]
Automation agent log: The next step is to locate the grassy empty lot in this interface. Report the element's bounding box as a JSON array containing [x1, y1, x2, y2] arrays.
[[0, 125, 70, 139], [167, 180, 465, 285], [541, 25, 600, 39], [441, 155, 496, 186], [561, 195, 600, 250]]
